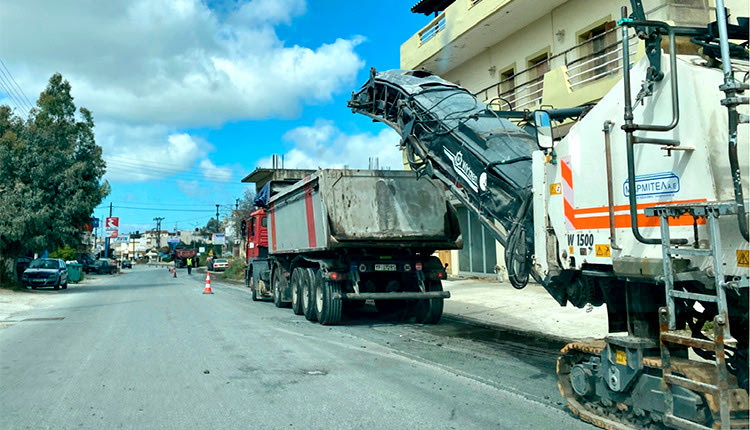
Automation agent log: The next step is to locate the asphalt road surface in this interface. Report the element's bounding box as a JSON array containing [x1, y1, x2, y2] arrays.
[[0, 266, 595, 430]]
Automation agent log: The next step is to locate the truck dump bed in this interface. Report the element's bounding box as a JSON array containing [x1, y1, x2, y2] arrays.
[[268, 169, 461, 254]]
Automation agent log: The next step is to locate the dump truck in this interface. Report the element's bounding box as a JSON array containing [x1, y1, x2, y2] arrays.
[[348, 2, 748, 428], [172, 247, 196, 268], [244, 169, 461, 325]]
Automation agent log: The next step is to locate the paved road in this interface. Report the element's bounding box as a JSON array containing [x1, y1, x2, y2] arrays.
[[0, 266, 594, 430]]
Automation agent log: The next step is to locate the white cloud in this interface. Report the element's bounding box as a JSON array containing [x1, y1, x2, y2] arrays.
[[0, 0, 366, 182], [199, 159, 234, 182], [101, 125, 210, 182], [0, 0, 363, 126], [257, 119, 403, 170]]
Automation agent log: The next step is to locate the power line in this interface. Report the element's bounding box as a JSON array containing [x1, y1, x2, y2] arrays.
[[0, 75, 22, 112], [0, 58, 33, 109], [106, 157, 237, 178], [104, 161, 244, 185], [116, 206, 216, 213], [0, 61, 32, 112]]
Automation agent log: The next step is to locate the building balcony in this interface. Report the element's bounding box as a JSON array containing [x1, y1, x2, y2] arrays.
[[401, 0, 566, 72], [475, 26, 644, 110]]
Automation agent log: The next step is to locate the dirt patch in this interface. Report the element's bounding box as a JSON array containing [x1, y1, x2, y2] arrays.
[[0, 288, 70, 326]]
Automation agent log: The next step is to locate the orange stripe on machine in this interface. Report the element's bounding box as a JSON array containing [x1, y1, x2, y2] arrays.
[[559, 160, 705, 230]]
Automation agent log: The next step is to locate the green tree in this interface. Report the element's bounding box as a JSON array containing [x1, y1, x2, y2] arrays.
[[203, 217, 221, 234], [0, 74, 109, 282], [231, 188, 256, 240]]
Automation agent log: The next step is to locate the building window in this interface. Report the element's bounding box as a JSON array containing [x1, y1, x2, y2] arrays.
[[498, 67, 516, 109], [525, 52, 548, 108], [567, 20, 619, 87]]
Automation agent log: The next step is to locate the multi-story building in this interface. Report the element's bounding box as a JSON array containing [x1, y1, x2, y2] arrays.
[[402, 0, 748, 277]]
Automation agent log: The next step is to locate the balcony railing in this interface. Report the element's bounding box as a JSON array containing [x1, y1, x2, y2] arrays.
[[564, 27, 637, 89], [475, 26, 637, 110], [477, 58, 549, 111], [418, 12, 446, 45]]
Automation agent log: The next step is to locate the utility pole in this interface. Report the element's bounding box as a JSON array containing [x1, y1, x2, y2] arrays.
[[153, 217, 164, 260], [215, 204, 220, 232], [104, 202, 113, 259]]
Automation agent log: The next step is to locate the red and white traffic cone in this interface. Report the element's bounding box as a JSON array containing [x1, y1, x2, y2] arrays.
[[203, 272, 213, 294], [173, 268, 177, 278]]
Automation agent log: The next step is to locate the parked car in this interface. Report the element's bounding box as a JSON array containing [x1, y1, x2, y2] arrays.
[[21, 258, 68, 290], [210, 258, 229, 272], [85, 259, 117, 275], [121, 260, 132, 269], [77, 253, 97, 273]]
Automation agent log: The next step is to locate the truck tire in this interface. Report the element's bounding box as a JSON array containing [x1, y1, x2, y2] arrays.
[[315, 273, 342, 325], [302, 268, 317, 322], [291, 268, 304, 315], [251, 278, 260, 302], [414, 280, 444, 324], [272, 268, 286, 308]]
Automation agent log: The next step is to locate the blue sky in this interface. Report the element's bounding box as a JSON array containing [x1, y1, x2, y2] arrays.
[[0, 0, 431, 234]]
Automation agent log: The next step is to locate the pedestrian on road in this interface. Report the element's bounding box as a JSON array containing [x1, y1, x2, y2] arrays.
[[186, 257, 192, 275]]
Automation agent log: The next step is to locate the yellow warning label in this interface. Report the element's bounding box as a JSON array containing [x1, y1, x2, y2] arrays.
[[569, 246, 574, 255], [615, 349, 627, 366], [595, 244, 611, 258], [550, 183, 562, 195], [738, 250, 749, 268]]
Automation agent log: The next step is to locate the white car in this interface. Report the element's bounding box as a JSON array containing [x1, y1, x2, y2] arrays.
[[210, 259, 229, 271]]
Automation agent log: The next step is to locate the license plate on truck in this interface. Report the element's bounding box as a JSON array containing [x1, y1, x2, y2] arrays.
[[374, 264, 397, 271]]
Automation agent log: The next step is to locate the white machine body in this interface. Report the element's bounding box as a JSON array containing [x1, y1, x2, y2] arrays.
[[533, 54, 749, 278]]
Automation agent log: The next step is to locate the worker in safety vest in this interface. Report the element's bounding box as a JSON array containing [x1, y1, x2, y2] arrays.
[[186, 257, 192, 275]]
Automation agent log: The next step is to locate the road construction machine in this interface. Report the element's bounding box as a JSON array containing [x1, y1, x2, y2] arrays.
[[348, 2, 748, 428]]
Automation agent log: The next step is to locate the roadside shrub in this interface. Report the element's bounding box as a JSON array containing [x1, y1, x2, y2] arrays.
[[50, 245, 78, 261], [223, 258, 246, 280], [162, 257, 172, 263]]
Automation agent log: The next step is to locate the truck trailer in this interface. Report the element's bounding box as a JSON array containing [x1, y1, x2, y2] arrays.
[[244, 169, 461, 325]]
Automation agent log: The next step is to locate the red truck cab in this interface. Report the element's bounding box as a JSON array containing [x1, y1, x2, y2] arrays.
[[245, 209, 268, 262]]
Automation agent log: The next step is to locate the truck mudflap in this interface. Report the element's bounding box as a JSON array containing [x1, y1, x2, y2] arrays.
[[337, 291, 451, 300]]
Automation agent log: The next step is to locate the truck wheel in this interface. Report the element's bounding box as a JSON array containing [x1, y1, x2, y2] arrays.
[[272, 269, 285, 308], [302, 268, 317, 322], [251, 280, 260, 302], [315, 274, 342, 326], [414, 280, 444, 324], [291, 268, 304, 315]]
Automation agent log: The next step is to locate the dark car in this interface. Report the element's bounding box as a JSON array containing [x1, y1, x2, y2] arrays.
[[21, 258, 68, 290], [77, 253, 97, 273], [121, 260, 132, 269], [86, 259, 117, 275]]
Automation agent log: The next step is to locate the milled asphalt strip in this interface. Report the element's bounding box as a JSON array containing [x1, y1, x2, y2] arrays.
[[198, 273, 572, 415]]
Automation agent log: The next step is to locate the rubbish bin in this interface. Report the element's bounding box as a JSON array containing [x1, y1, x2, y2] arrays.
[[68, 263, 83, 283]]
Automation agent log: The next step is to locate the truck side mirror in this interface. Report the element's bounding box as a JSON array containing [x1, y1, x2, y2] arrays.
[[533, 110, 554, 149]]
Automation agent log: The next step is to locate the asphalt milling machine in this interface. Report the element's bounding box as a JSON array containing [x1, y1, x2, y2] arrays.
[[348, 2, 748, 429]]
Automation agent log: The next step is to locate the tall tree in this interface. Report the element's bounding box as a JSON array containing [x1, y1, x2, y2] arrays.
[[0, 74, 109, 282], [230, 188, 256, 240]]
